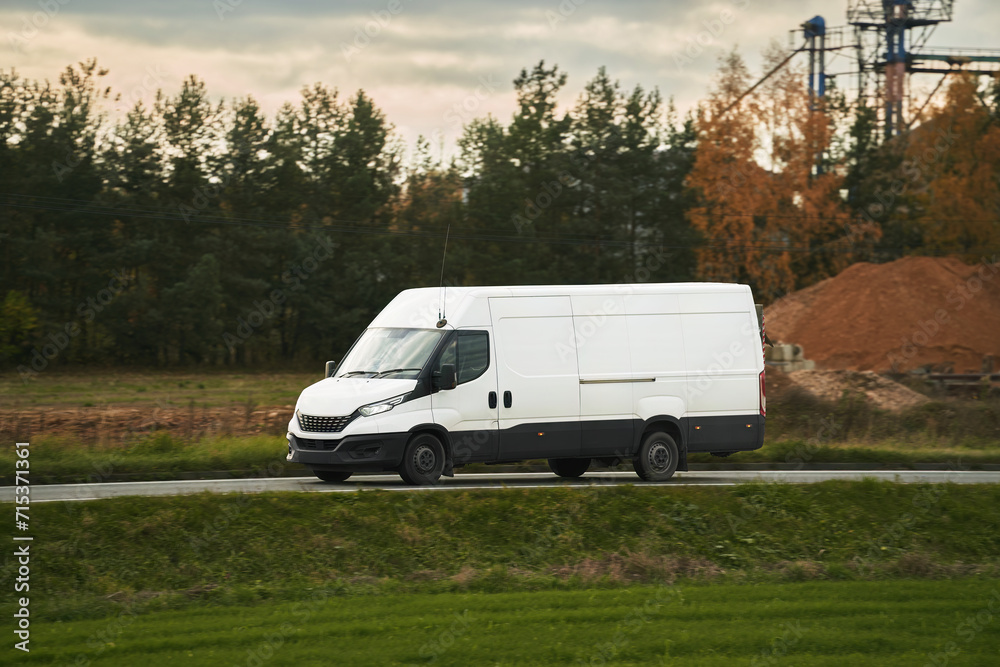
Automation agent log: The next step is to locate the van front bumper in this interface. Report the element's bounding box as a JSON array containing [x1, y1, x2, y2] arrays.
[[286, 432, 409, 472]]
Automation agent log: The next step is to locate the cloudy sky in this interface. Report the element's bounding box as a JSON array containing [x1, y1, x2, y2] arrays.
[[3, 0, 998, 158]]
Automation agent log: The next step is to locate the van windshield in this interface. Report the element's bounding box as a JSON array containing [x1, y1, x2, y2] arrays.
[[336, 328, 444, 379]]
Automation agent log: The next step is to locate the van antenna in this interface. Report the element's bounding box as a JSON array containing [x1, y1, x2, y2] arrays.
[[436, 224, 450, 327]]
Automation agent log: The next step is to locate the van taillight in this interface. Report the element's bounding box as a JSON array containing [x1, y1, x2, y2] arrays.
[[759, 370, 766, 417]]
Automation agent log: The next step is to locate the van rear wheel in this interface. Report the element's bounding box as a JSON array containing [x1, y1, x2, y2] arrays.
[[634, 431, 679, 482], [399, 433, 445, 485], [548, 458, 591, 478]]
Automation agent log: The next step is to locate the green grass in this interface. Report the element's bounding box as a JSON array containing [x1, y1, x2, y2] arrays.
[[11, 483, 1000, 664], [17, 482, 1000, 623], [0, 434, 298, 484], [0, 369, 316, 409], [22, 579, 1000, 665]]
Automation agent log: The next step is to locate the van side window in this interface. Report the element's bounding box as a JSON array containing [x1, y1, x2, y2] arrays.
[[438, 338, 457, 371], [436, 332, 489, 385], [456, 331, 489, 384]]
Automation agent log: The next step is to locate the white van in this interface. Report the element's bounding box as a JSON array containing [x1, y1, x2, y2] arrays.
[[287, 283, 765, 485]]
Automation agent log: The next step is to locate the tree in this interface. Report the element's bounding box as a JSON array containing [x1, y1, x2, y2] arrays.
[[0, 60, 116, 364], [394, 136, 465, 286], [0, 291, 38, 361], [565, 68, 697, 283], [910, 74, 1000, 257], [457, 62, 577, 285], [687, 47, 859, 301]]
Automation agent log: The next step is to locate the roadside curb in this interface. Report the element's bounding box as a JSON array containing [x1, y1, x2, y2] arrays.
[[3, 461, 998, 486]]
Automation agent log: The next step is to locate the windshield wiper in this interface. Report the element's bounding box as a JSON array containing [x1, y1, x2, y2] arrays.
[[339, 370, 378, 378], [373, 368, 423, 378]]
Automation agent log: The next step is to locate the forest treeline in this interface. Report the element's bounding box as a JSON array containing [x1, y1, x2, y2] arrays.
[[1, 55, 998, 370]]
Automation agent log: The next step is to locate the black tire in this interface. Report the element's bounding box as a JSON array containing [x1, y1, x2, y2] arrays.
[[548, 458, 591, 478], [633, 431, 680, 482], [313, 470, 352, 482], [399, 433, 445, 485]]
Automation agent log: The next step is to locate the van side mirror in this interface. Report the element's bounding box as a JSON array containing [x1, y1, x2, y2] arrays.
[[325, 360, 337, 378], [433, 364, 457, 390]]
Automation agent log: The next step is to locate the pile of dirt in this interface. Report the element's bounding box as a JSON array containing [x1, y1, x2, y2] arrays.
[[783, 369, 930, 412], [765, 256, 1000, 372]]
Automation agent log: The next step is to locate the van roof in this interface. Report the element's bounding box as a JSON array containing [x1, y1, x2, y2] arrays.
[[369, 283, 753, 330]]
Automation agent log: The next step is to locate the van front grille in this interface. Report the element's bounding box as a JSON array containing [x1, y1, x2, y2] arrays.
[[298, 413, 354, 433], [296, 437, 341, 451]]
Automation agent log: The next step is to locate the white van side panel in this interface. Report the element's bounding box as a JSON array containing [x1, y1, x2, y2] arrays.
[[490, 296, 581, 459], [572, 294, 632, 420], [635, 395, 687, 423], [677, 290, 749, 313], [570, 294, 633, 456], [624, 293, 681, 314], [625, 313, 687, 377], [490, 296, 579, 424], [683, 309, 760, 415], [627, 313, 688, 421]]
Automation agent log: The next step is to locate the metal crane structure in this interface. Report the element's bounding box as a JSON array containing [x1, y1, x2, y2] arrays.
[[798, 0, 1000, 140]]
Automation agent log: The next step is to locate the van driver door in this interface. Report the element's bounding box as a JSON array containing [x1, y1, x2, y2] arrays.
[[430, 329, 499, 463]]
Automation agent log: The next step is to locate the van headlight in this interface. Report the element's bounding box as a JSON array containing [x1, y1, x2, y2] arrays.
[[359, 394, 406, 417]]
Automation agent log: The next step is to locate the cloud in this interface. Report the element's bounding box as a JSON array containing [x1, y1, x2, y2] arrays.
[[2, 0, 997, 157]]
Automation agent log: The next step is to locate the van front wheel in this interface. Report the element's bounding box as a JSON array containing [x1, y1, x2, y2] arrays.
[[548, 458, 591, 478], [634, 432, 679, 482], [399, 433, 445, 485]]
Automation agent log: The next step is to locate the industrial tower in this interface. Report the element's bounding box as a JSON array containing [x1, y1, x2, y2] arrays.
[[799, 0, 1000, 140]]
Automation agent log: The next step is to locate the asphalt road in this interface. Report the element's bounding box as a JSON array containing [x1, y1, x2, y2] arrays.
[[3, 469, 997, 503]]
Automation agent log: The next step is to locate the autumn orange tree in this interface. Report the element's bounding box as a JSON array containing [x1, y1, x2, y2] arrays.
[[687, 47, 863, 301], [908, 73, 1000, 258]]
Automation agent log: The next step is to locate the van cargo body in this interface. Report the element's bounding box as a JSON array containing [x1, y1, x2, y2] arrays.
[[287, 283, 766, 484]]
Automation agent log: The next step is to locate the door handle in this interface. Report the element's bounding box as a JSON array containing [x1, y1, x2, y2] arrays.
[[503, 390, 512, 408], [488, 391, 497, 409]]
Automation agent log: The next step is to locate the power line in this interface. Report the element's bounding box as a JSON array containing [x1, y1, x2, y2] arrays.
[[1, 191, 996, 257], [6, 189, 999, 227]]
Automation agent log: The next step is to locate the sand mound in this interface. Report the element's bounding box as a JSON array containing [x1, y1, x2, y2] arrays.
[[784, 369, 930, 412], [765, 256, 1000, 372]]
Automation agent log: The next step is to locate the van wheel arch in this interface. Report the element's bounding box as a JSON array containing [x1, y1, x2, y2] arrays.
[[407, 424, 454, 473], [637, 417, 687, 472]]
